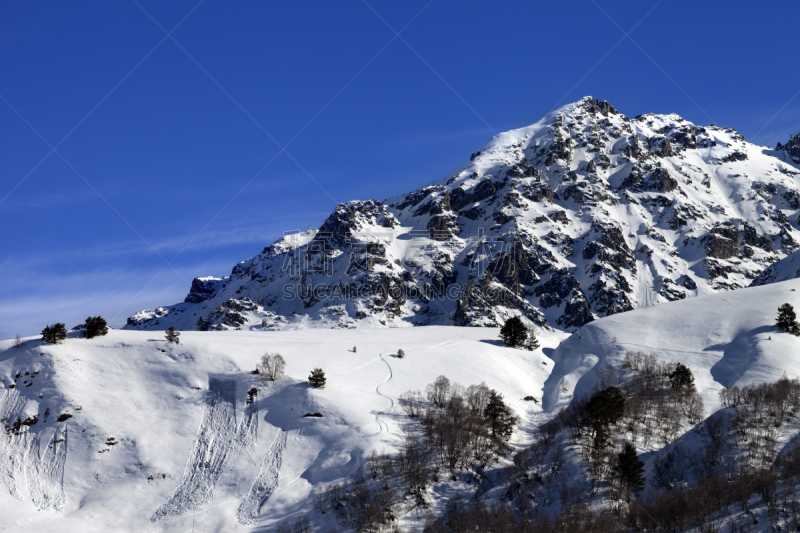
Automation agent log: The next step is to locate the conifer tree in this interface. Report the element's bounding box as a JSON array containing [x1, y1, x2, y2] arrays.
[[165, 327, 180, 344], [776, 303, 800, 335], [83, 316, 108, 339], [617, 441, 645, 501], [586, 386, 625, 448], [525, 326, 540, 351], [308, 368, 326, 389], [668, 362, 695, 392], [499, 316, 527, 347], [41, 323, 67, 345], [483, 390, 518, 441]]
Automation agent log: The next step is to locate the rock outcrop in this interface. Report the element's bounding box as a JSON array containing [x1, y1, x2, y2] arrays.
[[125, 97, 800, 332]]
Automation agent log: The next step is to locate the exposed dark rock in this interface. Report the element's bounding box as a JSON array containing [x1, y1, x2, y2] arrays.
[[719, 151, 748, 163], [704, 258, 737, 279], [550, 211, 569, 224], [777, 132, 800, 161], [519, 182, 553, 204], [450, 179, 496, 211], [649, 136, 673, 158], [659, 278, 687, 301], [703, 233, 738, 260], [185, 277, 224, 304], [557, 293, 594, 329]]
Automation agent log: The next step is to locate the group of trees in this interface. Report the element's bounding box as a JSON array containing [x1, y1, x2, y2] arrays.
[[310, 375, 519, 531], [39, 316, 110, 345], [507, 353, 704, 517], [718, 376, 800, 469], [252, 352, 325, 389], [41, 323, 67, 344], [400, 375, 518, 482]]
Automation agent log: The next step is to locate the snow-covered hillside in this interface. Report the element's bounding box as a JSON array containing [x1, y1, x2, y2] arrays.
[[126, 98, 800, 333], [0, 326, 566, 532], [751, 249, 800, 286], [7, 282, 800, 530], [543, 277, 800, 416]]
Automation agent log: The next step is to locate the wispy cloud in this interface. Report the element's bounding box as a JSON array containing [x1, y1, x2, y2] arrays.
[[0, 257, 235, 339]]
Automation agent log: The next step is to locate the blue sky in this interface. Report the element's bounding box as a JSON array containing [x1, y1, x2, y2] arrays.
[[1, 1, 799, 338]]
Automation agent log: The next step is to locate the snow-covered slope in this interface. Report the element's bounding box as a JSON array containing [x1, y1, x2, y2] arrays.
[[750, 249, 800, 286], [0, 326, 566, 532], [127, 99, 800, 333], [543, 277, 800, 416]]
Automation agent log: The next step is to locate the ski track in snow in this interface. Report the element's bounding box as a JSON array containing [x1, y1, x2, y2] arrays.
[[151, 377, 250, 522], [370, 354, 394, 436], [0, 388, 67, 511], [236, 429, 287, 525]]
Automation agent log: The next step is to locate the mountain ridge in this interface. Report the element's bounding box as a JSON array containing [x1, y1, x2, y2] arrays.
[[126, 97, 800, 332]]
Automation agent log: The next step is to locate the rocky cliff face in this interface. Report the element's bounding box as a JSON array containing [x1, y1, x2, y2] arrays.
[[126, 98, 800, 332]]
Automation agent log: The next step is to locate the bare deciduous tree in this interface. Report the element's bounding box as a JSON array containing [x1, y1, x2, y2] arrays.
[[258, 352, 286, 381], [426, 375, 451, 408]]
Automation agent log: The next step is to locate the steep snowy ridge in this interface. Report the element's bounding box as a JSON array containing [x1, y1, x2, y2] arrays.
[[750, 249, 800, 286], [126, 98, 800, 333]]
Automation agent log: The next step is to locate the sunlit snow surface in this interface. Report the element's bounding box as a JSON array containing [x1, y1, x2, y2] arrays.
[[4, 278, 800, 530], [0, 325, 566, 531]]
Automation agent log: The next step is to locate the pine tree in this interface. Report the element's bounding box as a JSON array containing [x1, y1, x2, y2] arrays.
[[668, 362, 696, 392], [483, 390, 518, 441], [83, 316, 108, 339], [165, 327, 180, 344], [617, 441, 645, 501], [308, 368, 326, 389], [776, 303, 800, 335], [586, 386, 625, 448], [499, 316, 527, 347], [397, 349, 405, 358], [525, 326, 540, 351], [41, 323, 67, 345]]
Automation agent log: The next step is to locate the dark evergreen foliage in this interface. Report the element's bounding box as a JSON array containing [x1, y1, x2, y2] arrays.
[[668, 362, 695, 392], [309, 368, 326, 389], [617, 441, 645, 500], [41, 323, 67, 345], [776, 303, 800, 335], [585, 386, 625, 448], [165, 327, 180, 344], [82, 316, 108, 339], [484, 390, 518, 441], [499, 316, 527, 347]]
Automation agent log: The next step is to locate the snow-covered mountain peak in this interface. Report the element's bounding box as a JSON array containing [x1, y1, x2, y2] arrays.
[[127, 98, 800, 333]]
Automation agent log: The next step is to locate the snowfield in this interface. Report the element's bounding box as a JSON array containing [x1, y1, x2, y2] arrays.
[[544, 277, 800, 417], [0, 325, 567, 532], [6, 280, 800, 530]]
